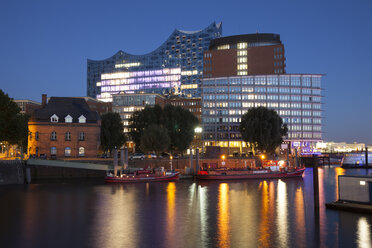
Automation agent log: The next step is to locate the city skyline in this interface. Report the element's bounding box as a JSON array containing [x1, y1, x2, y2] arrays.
[[1, 0, 371, 143]]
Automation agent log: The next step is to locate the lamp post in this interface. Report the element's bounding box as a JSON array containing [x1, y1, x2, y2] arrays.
[[170, 155, 173, 171]]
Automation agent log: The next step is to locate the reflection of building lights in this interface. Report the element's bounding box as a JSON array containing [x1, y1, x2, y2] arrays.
[[357, 217, 371, 247]]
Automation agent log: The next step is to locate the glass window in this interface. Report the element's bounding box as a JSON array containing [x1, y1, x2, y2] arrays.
[[51, 147, 57, 155], [65, 147, 71, 157], [79, 132, 85, 141], [51, 132, 57, 141], [35, 132, 39, 141], [79, 147, 85, 157]]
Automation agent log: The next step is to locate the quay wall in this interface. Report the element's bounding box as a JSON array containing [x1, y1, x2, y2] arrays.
[[0, 160, 25, 185]]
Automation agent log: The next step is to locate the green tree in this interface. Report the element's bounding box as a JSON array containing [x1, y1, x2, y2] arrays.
[[140, 124, 170, 154], [129, 104, 199, 153], [129, 105, 164, 148], [239, 107, 288, 155], [0, 90, 29, 152], [163, 104, 199, 153], [100, 112, 126, 154]]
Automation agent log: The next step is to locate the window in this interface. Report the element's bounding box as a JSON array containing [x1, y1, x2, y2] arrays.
[[78, 115, 86, 123], [50, 114, 59, 123], [79, 147, 85, 157], [65, 147, 71, 157], [65, 132, 71, 141], [51, 147, 57, 155], [79, 132, 85, 141], [51, 131, 57, 141], [35, 132, 39, 141], [65, 115, 73, 123], [29, 132, 32, 141]]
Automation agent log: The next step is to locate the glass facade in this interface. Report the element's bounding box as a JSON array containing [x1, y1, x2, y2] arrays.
[[202, 74, 323, 150], [87, 22, 222, 100], [112, 94, 161, 133]]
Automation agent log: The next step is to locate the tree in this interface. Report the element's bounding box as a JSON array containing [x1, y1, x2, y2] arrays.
[[163, 104, 199, 153], [130, 104, 199, 153], [239, 107, 288, 155], [100, 112, 126, 154], [140, 124, 170, 154], [129, 105, 164, 148], [0, 90, 29, 152]]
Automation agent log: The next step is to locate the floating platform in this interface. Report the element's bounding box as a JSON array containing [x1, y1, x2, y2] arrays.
[[326, 201, 372, 214]]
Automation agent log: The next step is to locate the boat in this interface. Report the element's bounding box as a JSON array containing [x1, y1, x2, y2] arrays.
[[105, 168, 180, 183], [197, 160, 305, 180], [341, 152, 372, 168]]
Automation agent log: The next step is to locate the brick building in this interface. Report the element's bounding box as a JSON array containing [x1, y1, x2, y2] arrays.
[[28, 95, 101, 159], [203, 33, 286, 78]]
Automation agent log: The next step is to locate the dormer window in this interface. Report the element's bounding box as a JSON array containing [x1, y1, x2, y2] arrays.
[[78, 115, 86, 123], [65, 115, 73, 123], [51, 114, 59, 123]]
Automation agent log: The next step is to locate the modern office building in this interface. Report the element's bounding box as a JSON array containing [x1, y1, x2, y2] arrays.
[[87, 22, 222, 101], [13, 99, 42, 115], [203, 33, 285, 78], [202, 74, 323, 154]]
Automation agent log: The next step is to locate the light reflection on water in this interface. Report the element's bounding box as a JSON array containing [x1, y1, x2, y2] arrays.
[[1, 167, 372, 248]]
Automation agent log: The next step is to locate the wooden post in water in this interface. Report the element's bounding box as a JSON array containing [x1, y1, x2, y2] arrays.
[[195, 148, 199, 175], [365, 147, 369, 169], [120, 148, 124, 175], [113, 148, 118, 176], [313, 159, 319, 209], [189, 149, 193, 175], [124, 147, 128, 170]]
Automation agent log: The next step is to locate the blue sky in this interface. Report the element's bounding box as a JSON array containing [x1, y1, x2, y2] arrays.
[[0, 0, 371, 143]]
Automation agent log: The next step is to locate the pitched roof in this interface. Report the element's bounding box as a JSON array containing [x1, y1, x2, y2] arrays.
[[32, 97, 100, 123]]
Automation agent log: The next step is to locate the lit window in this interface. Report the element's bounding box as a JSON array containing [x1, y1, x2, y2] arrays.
[[51, 147, 57, 155], [79, 147, 85, 157], [78, 115, 86, 123], [237, 42, 247, 49], [65, 147, 71, 157], [50, 114, 59, 123], [65, 115, 73, 123]]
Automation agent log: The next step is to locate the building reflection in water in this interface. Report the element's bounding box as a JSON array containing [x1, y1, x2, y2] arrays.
[[294, 185, 306, 247], [199, 184, 209, 246], [334, 167, 345, 199], [276, 180, 289, 247], [357, 217, 372, 248], [217, 183, 230, 248], [166, 182, 176, 247], [93, 185, 138, 248], [258, 180, 270, 247]]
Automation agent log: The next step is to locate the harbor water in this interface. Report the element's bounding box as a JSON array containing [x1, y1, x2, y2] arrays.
[[0, 166, 372, 248]]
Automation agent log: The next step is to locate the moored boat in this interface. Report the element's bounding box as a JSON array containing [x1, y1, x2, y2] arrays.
[[105, 169, 180, 183], [197, 160, 305, 180]]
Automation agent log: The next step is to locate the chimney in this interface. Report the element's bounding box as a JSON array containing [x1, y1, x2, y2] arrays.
[[42, 94, 47, 107]]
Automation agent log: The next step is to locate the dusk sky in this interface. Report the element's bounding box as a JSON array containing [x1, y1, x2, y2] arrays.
[[1, 0, 371, 143]]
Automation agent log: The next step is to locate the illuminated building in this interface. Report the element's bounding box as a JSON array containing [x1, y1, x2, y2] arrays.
[[28, 95, 101, 158], [204, 33, 286, 78], [87, 22, 222, 100], [202, 74, 323, 154]]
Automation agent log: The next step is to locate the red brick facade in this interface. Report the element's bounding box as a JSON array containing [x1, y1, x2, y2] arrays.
[[28, 121, 101, 159]]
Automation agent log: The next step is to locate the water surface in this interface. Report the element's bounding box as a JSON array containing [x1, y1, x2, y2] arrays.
[[1, 167, 372, 248]]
